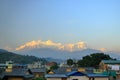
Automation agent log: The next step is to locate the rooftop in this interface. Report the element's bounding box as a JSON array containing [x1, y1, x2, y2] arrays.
[[45, 74, 67, 78], [66, 71, 85, 76], [1, 69, 33, 78], [102, 60, 120, 64], [31, 68, 46, 73], [86, 73, 108, 78]]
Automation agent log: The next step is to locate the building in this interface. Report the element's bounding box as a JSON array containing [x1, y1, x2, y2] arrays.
[[0, 61, 33, 80], [27, 61, 44, 69], [45, 62, 57, 69], [1, 69, 33, 80], [46, 66, 109, 80], [48, 67, 93, 74], [99, 60, 120, 80], [45, 71, 108, 80], [31, 68, 46, 78], [45, 74, 67, 80], [13, 64, 27, 69], [67, 71, 88, 80], [0, 64, 7, 69], [99, 60, 120, 71], [86, 73, 108, 80]]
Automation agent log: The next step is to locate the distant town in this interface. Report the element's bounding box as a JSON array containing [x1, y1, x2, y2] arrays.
[[0, 49, 120, 80]]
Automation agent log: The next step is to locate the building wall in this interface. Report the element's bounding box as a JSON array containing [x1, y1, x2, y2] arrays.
[[33, 72, 44, 78], [46, 78, 62, 80], [94, 77, 108, 80], [62, 78, 67, 80], [46, 76, 108, 80], [78, 68, 85, 72], [99, 62, 108, 71], [8, 77, 23, 80], [67, 76, 89, 80], [117, 74, 120, 79]]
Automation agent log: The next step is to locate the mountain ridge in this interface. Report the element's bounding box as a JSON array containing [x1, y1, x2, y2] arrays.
[[15, 48, 120, 60]]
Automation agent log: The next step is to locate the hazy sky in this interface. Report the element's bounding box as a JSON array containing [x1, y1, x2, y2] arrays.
[[0, 0, 120, 52]]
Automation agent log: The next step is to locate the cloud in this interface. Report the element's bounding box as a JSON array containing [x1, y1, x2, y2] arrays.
[[16, 40, 87, 51]]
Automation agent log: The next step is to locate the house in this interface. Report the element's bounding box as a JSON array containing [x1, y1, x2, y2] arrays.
[[0, 61, 34, 80], [31, 68, 46, 78], [67, 71, 88, 80], [86, 73, 108, 80], [47, 67, 74, 74], [45, 62, 57, 69], [46, 70, 86, 80], [46, 71, 109, 80], [99, 60, 120, 80], [48, 67, 93, 74], [13, 64, 27, 69], [48, 67, 71, 74], [0, 64, 7, 69], [99, 60, 120, 71], [27, 61, 44, 69], [45, 74, 67, 80], [1, 69, 33, 80]]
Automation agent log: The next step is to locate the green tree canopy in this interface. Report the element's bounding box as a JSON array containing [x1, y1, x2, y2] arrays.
[[77, 53, 113, 67], [50, 62, 59, 70], [33, 77, 46, 80], [67, 59, 74, 66]]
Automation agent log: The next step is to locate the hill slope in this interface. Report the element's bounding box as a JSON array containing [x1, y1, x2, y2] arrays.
[[0, 49, 47, 64]]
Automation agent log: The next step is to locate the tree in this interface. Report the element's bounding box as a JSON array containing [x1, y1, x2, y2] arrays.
[[50, 62, 59, 70], [77, 53, 113, 67], [33, 77, 46, 80], [67, 59, 74, 66]]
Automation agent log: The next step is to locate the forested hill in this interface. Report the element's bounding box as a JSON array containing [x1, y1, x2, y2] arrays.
[[0, 49, 47, 64]]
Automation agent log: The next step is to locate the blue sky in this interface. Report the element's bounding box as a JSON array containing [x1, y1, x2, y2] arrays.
[[0, 0, 120, 52]]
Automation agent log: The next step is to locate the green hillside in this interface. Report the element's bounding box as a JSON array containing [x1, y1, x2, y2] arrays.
[[0, 49, 47, 64]]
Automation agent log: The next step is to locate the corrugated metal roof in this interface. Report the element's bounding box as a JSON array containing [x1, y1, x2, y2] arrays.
[[45, 74, 67, 78], [0, 64, 7, 67], [2, 69, 33, 78], [102, 60, 120, 64], [31, 68, 46, 73], [86, 73, 108, 77], [66, 71, 85, 76]]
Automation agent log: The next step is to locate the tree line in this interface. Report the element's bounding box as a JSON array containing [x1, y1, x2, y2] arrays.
[[67, 53, 115, 68]]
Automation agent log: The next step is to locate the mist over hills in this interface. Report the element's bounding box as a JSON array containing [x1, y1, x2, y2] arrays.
[[15, 47, 120, 60]]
